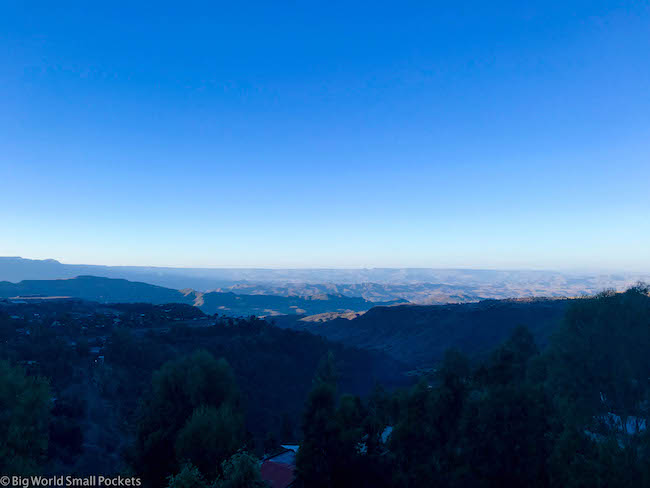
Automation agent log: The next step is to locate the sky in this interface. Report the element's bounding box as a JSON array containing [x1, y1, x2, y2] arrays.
[[1, 1, 649, 270]]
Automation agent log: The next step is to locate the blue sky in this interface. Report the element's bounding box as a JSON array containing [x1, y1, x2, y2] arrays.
[[1, 1, 649, 270]]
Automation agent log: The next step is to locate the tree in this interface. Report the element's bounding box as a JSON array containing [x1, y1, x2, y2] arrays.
[[296, 352, 390, 488], [166, 463, 209, 488], [175, 405, 244, 481], [458, 383, 552, 488], [295, 352, 340, 488], [547, 286, 650, 435], [390, 350, 472, 488], [0, 360, 51, 474], [134, 350, 242, 486], [389, 380, 442, 488], [476, 325, 538, 387], [49, 397, 84, 464], [214, 451, 266, 488]]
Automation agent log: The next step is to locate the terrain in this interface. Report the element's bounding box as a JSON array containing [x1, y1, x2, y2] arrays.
[[0, 298, 408, 474], [0, 275, 570, 368], [0, 275, 406, 317], [2, 257, 648, 304], [275, 298, 570, 368], [2, 283, 650, 487]]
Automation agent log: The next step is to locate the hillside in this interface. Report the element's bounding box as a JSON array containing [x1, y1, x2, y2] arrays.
[[197, 290, 406, 316], [0, 275, 190, 304], [0, 276, 571, 367], [2, 257, 648, 304], [0, 275, 406, 317], [276, 298, 570, 368], [0, 299, 409, 474]]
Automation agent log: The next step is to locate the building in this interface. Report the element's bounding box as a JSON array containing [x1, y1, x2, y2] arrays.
[[260, 448, 296, 488]]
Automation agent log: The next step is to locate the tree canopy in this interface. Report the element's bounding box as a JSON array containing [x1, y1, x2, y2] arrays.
[[0, 360, 51, 475]]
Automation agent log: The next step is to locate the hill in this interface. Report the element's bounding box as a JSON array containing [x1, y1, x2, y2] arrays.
[[275, 298, 570, 368], [0, 275, 406, 317], [0, 275, 190, 304], [197, 290, 406, 316], [2, 257, 648, 304], [0, 299, 410, 474]]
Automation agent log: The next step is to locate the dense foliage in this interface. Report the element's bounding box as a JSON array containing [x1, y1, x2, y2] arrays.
[[1, 285, 649, 487], [0, 360, 51, 475], [132, 351, 243, 486], [293, 285, 650, 488], [0, 299, 407, 476]]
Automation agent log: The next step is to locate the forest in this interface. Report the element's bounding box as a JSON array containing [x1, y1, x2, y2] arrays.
[[1, 285, 649, 487]]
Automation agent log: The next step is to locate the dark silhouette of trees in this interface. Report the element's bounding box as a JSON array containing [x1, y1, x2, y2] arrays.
[[547, 285, 650, 434], [214, 451, 267, 488], [295, 352, 341, 488], [166, 463, 209, 488], [3, 285, 650, 487], [295, 286, 650, 488], [133, 350, 243, 486], [0, 360, 51, 474]]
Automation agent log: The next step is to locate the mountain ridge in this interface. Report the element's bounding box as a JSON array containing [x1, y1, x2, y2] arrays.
[[273, 298, 570, 368], [2, 257, 647, 304], [0, 275, 407, 317]]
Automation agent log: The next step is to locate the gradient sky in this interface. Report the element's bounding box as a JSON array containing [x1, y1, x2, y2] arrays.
[[1, 1, 649, 270]]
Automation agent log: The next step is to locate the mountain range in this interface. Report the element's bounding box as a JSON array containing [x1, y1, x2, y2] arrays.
[[0, 271, 571, 369], [0, 275, 405, 317], [274, 298, 569, 368], [2, 257, 647, 304], [0, 258, 641, 368]]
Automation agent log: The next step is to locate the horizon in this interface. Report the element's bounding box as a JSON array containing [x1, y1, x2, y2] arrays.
[[2, 3, 650, 482], [3, 2, 650, 270], [3, 255, 650, 276]]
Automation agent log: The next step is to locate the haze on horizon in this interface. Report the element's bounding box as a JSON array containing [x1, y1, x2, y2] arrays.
[[2, 2, 649, 271], [2, 256, 649, 276]]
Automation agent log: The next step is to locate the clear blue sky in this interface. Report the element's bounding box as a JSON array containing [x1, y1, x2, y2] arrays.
[[1, 1, 649, 270]]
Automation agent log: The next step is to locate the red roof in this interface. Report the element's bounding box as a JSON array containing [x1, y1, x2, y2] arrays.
[[260, 460, 295, 488]]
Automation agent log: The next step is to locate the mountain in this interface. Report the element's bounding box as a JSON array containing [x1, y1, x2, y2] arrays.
[[0, 274, 569, 367], [2, 257, 648, 304], [274, 298, 570, 368], [197, 290, 407, 316], [0, 275, 406, 317], [0, 275, 190, 304]]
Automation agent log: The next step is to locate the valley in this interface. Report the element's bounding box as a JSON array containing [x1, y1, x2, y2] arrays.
[[3, 257, 648, 305]]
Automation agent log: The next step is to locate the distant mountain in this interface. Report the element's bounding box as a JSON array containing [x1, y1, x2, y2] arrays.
[[0, 275, 406, 317], [0, 275, 189, 304], [2, 257, 648, 304], [217, 281, 486, 304], [197, 290, 406, 316], [274, 298, 570, 368]]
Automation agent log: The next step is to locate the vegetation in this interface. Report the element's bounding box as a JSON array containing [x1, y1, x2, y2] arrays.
[[1, 285, 649, 487], [0, 360, 51, 475], [132, 351, 243, 486], [0, 299, 406, 476], [214, 452, 267, 488], [292, 284, 650, 488]]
